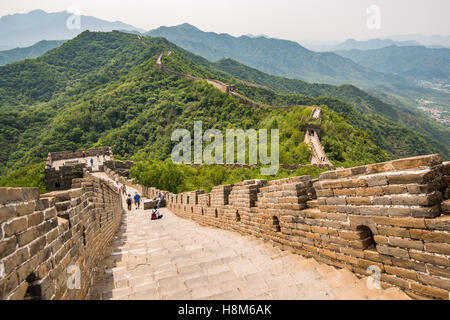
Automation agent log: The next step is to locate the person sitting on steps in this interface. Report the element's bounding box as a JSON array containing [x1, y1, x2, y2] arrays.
[[151, 208, 163, 220], [155, 192, 165, 209]]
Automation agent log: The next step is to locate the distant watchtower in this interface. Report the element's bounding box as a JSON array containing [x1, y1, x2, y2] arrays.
[[44, 147, 113, 191]]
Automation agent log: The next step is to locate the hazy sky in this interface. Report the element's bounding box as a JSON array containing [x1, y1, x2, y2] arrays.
[[1, 0, 449, 43]]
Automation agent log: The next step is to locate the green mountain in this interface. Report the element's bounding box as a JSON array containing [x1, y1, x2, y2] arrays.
[[211, 59, 450, 154], [335, 45, 450, 81], [0, 31, 447, 182], [145, 24, 450, 135], [0, 40, 66, 66], [147, 23, 394, 87]]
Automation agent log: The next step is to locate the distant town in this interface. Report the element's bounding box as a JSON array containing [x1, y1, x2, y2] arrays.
[[417, 98, 450, 126]]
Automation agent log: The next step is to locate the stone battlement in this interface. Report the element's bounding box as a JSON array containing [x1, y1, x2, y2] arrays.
[[46, 147, 112, 164], [0, 176, 123, 300], [45, 147, 113, 191], [134, 154, 450, 300]]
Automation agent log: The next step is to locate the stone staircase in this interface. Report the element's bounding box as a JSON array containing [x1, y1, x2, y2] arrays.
[[90, 231, 410, 300], [88, 174, 410, 300]]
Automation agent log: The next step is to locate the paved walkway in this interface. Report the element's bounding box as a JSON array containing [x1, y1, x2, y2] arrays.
[[88, 172, 410, 300], [51, 156, 113, 171]]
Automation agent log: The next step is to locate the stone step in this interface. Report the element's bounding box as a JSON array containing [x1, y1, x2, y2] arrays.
[[322, 268, 359, 289], [315, 263, 336, 276]]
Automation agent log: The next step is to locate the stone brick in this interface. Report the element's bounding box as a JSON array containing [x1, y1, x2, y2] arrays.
[[376, 245, 409, 259], [346, 197, 372, 205], [388, 237, 424, 250], [410, 229, 450, 243], [373, 217, 426, 229], [3, 246, 29, 273], [7, 281, 28, 300], [387, 170, 437, 185], [356, 187, 384, 197], [326, 197, 346, 206], [0, 188, 39, 205], [391, 154, 442, 170], [417, 274, 450, 292], [15, 202, 36, 216], [0, 237, 17, 259], [385, 265, 417, 280], [0, 206, 16, 224], [374, 235, 388, 245], [321, 181, 342, 189], [28, 211, 44, 227], [425, 242, 450, 255], [411, 205, 441, 218], [366, 175, 388, 187], [377, 226, 410, 237], [391, 257, 427, 273], [409, 250, 450, 268], [16, 228, 39, 247], [410, 281, 449, 300], [427, 264, 450, 279], [425, 215, 450, 231], [3, 217, 28, 237]]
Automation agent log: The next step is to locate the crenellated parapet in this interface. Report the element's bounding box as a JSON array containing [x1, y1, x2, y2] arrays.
[[143, 154, 450, 300], [0, 176, 123, 300]]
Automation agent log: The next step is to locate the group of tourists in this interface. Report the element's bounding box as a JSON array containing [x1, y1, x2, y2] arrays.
[[82, 151, 95, 168], [120, 182, 164, 221]]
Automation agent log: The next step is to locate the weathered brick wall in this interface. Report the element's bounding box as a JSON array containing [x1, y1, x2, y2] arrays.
[[160, 155, 450, 300], [0, 176, 123, 300]]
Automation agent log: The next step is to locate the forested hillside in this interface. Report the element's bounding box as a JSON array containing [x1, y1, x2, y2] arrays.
[[0, 40, 65, 66], [0, 31, 445, 191], [212, 59, 450, 154], [0, 31, 390, 178]]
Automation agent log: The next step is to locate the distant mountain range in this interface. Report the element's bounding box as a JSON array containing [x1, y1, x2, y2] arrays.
[[330, 38, 421, 51], [0, 9, 144, 49], [0, 40, 66, 66], [389, 34, 450, 48], [335, 45, 450, 81], [147, 23, 396, 87]]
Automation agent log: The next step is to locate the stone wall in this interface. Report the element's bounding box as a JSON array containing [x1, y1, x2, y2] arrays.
[[44, 164, 85, 191], [145, 155, 450, 300], [0, 176, 123, 300], [45, 147, 113, 191], [46, 147, 112, 163]]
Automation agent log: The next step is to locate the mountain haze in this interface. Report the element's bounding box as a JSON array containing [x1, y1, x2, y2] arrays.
[[330, 38, 421, 51], [0, 40, 66, 66], [335, 45, 450, 81], [0, 9, 144, 49], [147, 23, 395, 87]]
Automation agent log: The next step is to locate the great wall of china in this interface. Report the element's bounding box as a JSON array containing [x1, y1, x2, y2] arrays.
[[103, 153, 449, 300], [0, 45, 448, 300], [1, 148, 449, 299], [155, 50, 331, 167]]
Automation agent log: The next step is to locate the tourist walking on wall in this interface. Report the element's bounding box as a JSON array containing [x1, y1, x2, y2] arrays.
[[134, 192, 141, 209], [90, 158, 94, 168], [126, 195, 132, 211], [122, 184, 127, 196]]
